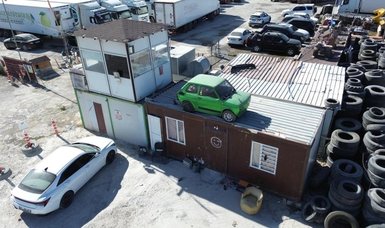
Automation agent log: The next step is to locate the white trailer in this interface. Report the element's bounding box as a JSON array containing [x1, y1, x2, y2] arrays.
[[337, 0, 385, 14], [0, 0, 76, 37], [98, 0, 132, 19], [153, 0, 220, 32], [120, 0, 150, 21]]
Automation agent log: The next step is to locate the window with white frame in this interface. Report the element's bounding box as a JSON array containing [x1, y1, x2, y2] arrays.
[[130, 49, 152, 78], [165, 117, 185, 145], [81, 50, 105, 74], [151, 42, 169, 67], [250, 141, 278, 175]]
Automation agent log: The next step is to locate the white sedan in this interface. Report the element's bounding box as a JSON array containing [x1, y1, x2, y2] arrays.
[[248, 11, 271, 28], [10, 136, 117, 215], [227, 28, 252, 47]]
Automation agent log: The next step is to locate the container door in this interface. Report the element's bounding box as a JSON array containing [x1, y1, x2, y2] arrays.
[[204, 122, 228, 173], [94, 102, 107, 134], [148, 115, 162, 151], [164, 3, 174, 27], [155, 3, 165, 24]]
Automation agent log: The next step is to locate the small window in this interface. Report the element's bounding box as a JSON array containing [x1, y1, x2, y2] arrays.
[[186, 84, 198, 93], [293, 6, 306, 11], [105, 54, 130, 79], [165, 117, 185, 145], [200, 86, 217, 98], [250, 141, 278, 175], [151, 42, 170, 67], [54, 11, 61, 26], [130, 49, 151, 78], [81, 50, 105, 74]]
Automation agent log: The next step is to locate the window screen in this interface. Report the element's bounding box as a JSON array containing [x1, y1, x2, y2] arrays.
[[165, 117, 185, 145], [250, 141, 278, 175]]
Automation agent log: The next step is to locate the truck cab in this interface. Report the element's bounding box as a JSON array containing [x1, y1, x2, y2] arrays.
[[79, 1, 112, 28], [121, 0, 149, 21], [98, 0, 132, 19], [336, 0, 383, 14]]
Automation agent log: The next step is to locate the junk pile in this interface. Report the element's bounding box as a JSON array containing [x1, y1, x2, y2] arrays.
[[305, 35, 385, 226]]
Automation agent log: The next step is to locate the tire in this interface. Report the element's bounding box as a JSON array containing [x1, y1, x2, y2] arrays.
[[330, 159, 363, 183], [366, 124, 385, 132], [287, 48, 295, 56], [367, 188, 385, 217], [302, 201, 317, 222], [106, 150, 115, 165], [366, 131, 385, 144], [365, 70, 385, 86], [324, 211, 359, 228], [324, 98, 339, 109], [346, 90, 366, 99], [311, 195, 331, 214], [368, 107, 385, 119], [60, 191, 74, 209], [362, 108, 385, 129], [363, 132, 385, 152], [365, 86, 385, 104], [357, 60, 378, 70], [253, 45, 261, 52], [367, 168, 385, 188], [222, 110, 236, 122], [327, 142, 357, 159], [373, 149, 385, 157], [342, 95, 363, 115], [345, 78, 364, 92], [182, 101, 194, 112], [368, 155, 385, 177], [359, 49, 376, 61], [370, 188, 385, 208], [348, 64, 366, 73], [336, 179, 363, 201], [330, 129, 360, 151], [333, 118, 362, 133], [362, 192, 385, 225]]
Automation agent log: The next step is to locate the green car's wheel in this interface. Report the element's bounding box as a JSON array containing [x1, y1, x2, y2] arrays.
[[182, 101, 194, 112], [222, 110, 236, 122]]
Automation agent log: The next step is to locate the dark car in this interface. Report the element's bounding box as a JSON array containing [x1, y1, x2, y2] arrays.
[[286, 17, 315, 37], [246, 31, 302, 56], [258, 23, 308, 43], [3, 33, 41, 50]]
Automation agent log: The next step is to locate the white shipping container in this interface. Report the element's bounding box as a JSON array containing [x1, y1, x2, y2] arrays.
[[154, 0, 220, 29]]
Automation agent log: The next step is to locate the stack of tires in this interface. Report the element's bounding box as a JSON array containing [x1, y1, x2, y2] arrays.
[[345, 78, 365, 98], [326, 129, 360, 166], [359, 39, 378, 62], [362, 188, 385, 224], [362, 107, 385, 131]]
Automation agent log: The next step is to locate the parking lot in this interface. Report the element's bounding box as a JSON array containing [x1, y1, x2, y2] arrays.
[[0, 0, 324, 227]]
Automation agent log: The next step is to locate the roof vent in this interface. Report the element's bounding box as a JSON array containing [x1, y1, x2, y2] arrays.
[[231, 64, 256, 74]]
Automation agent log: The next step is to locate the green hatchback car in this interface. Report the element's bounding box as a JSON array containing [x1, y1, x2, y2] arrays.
[[177, 74, 251, 122]]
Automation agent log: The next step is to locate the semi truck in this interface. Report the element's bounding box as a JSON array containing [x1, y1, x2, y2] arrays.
[[0, 0, 76, 37], [43, 0, 112, 29], [337, 0, 384, 14], [149, 0, 220, 32], [98, 0, 132, 19], [120, 0, 149, 21]]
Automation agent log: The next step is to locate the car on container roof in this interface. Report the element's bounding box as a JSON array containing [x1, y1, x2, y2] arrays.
[[176, 74, 251, 122], [10, 136, 117, 215]]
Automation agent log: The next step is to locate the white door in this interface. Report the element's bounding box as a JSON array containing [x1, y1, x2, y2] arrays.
[[147, 115, 162, 151], [164, 3, 174, 27]]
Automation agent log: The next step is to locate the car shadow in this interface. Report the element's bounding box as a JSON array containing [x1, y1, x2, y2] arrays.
[[20, 153, 129, 227]]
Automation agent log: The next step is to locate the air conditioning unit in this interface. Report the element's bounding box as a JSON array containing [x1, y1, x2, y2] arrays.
[[70, 68, 88, 90]]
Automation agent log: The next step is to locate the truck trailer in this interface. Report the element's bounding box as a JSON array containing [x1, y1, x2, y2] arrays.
[[0, 0, 76, 37], [337, 0, 385, 14], [152, 0, 220, 32]]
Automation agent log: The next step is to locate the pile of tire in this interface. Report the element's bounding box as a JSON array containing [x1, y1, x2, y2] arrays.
[[326, 130, 360, 165], [357, 60, 378, 71], [366, 152, 385, 188], [363, 132, 385, 154], [365, 70, 385, 86], [362, 188, 385, 225], [379, 52, 385, 69], [345, 78, 365, 98], [362, 107, 385, 131], [365, 85, 385, 108], [302, 195, 331, 224], [328, 178, 364, 216], [324, 211, 360, 228], [341, 95, 364, 118]]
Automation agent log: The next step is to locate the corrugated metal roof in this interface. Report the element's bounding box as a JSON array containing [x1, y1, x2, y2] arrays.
[[219, 53, 345, 108], [147, 81, 325, 145]]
